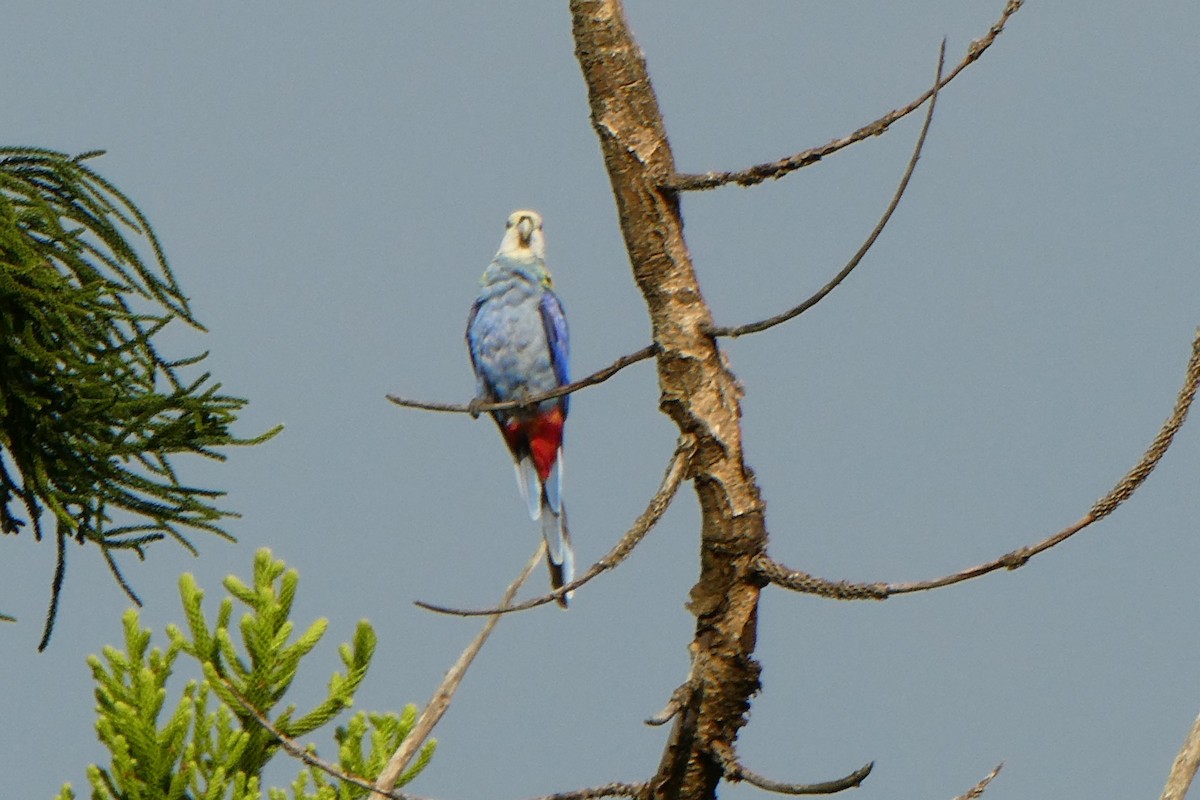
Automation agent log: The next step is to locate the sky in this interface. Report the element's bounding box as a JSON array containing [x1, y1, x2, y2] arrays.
[[2, 2, 1199, 799]]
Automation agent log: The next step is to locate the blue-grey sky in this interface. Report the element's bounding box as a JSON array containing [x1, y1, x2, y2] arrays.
[[3, 3, 1199, 799]]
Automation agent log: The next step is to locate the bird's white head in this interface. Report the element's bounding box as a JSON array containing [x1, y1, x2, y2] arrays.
[[498, 209, 546, 261]]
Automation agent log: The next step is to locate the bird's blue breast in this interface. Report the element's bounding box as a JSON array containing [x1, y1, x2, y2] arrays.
[[468, 270, 565, 416]]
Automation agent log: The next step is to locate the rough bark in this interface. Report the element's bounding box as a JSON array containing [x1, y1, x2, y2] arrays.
[[570, 3, 768, 799]]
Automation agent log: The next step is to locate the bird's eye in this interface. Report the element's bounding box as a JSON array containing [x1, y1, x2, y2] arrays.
[[505, 221, 513, 228]]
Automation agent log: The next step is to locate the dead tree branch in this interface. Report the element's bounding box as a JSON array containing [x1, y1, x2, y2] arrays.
[[1160, 707, 1200, 800], [387, 345, 656, 415], [714, 744, 873, 795], [372, 546, 544, 799], [761, 327, 1200, 600], [952, 764, 1004, 800], [665, 1, 1023, 191], [220, 678, 434, 800], [230, 660, 649, 800], [709, 40, 945, 340], [646, 682, 694, 727], [415, 435, 695, 617], [528, 783, 650, 800]]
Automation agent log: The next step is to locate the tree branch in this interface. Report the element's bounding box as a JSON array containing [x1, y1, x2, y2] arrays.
[[387, 345, 656, 415], [953, 764, 1004, 800], [761, 327, 1200, 600], [1160, 707, 1200, 800], [665, 1, 1023, 191], [646, 682, 694, 727], [220, 678, 434, 800], [708, 39, 945, 340], [372, 546, 544, 798], [714, 744, 873, 795], [527, 784, 650, 800], [415, 436, 695, 617]]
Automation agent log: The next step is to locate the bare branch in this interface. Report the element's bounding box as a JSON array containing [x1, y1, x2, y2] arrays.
[[415, 436, 695, 617], [527, 783, 649, 800], [709, 40, 946, 340], [646, 682, 693, 726], [372, 546, 544, 799], [1161, 708, 1200, 800], [714, 744, 873, 796], [387, 344, 656, 415], [762, 327, 1200, 599], [754, 559, 888, 600], [953, 764, 1004, 800], [229, 662, 648, 800], [220, 678, 435, 800], [666, 1, 1023, 191]]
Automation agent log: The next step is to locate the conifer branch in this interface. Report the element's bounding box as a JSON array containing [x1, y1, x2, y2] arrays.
[[0, 147, 279, 648]]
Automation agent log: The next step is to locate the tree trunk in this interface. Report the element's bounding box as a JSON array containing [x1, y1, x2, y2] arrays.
[[571, 3, 769, 798]]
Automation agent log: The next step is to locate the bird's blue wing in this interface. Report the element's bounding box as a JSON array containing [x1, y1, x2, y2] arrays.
[[465, 296, 497, 401], [539, 290, 570, 413]]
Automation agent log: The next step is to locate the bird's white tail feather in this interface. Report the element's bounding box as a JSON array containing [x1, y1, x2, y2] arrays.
[[543, 449, 563, 514], [513, 456, 541, 520], [541, 502, 574, 608]]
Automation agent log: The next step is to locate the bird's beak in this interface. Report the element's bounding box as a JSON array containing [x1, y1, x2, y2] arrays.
[[516, 216, 534, 247]]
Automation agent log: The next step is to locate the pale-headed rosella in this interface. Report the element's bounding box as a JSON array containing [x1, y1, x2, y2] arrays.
[[466, 210, 574, 606]]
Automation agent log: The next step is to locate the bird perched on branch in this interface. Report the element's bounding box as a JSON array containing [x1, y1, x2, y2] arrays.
[[467, 210, 574, 606]]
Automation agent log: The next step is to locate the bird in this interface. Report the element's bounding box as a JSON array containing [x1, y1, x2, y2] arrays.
[[466, 210, 574, 606]]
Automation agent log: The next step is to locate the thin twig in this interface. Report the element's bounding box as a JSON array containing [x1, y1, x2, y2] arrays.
[[220, 678, 435, 800], [665, 0, 1023, 191], [1161, 708, 1200, 800], [761, 327, 1200, 600], [387, 344, 656, 415], [372, 546, 544, 798], [415, 436, 695, 617], [714, 744, 873, 796], [226, 574, 646, 800], [953, 763, 1004, 800], [709, 39, 946, 339]]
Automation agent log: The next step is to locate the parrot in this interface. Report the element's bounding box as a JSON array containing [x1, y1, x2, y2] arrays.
[[466, 210, 574, 607]]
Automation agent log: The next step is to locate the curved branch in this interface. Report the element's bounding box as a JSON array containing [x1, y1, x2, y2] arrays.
[[416, 436, 695, 616], [761, 326, 1200, 599], [666, 0, 1023, 191], [709, 39, 945, 340], [372, 546, 543, 798], [387, 344, 656, 415], [645, 681, 693, 726], [954, 764, 1004, 800], [714, 744, 873, 796]]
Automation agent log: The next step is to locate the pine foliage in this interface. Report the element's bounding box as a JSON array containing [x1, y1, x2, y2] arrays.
[[56, 548, 435, 800], [0, 146, 279, 648]]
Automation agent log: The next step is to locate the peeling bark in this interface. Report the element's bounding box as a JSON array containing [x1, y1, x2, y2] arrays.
[[570, 3, 769, 798]]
